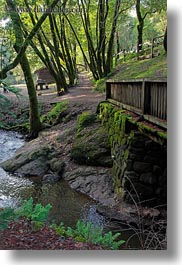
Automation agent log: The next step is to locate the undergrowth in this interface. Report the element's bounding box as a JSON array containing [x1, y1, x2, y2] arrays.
[[0, 198, 125, 250]]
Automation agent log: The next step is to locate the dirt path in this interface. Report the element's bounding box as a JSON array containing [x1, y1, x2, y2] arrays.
[[5, 72, 105, 116]]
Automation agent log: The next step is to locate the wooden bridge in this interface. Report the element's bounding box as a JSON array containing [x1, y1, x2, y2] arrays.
[[106, 79, 167, 129]]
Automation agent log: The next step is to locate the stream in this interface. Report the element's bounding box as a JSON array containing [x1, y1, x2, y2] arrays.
[[0, 130, 106, 228], [0, 130, 142, 249]]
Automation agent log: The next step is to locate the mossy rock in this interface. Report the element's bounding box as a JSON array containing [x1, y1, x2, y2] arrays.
[[41, 101, 68, 126], [48, 158, 65, 175], [77, 111, 97, 132], [71, 123, 112, 167]]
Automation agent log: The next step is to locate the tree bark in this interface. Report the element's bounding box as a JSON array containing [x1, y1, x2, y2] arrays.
[[136, 0, 148, 57], [105, 0, 121, 74], [6, 0, 41, 138]]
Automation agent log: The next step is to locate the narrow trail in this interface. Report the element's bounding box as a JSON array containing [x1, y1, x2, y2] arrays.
[[43, 72, 105, 112], [4, 72, 105, 117]]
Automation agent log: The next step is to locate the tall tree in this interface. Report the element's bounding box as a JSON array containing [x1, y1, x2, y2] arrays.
[[135, 0, 167, 55], [0, 0, 61, 79], [21, 0, 78, 94], [135, 0, 145, 53], [66, 0, 132, 79], [5, 0, 41, 138]]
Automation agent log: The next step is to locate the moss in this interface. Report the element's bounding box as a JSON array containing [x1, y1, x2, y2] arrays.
[[157, 131, 167, 139], [124, 149, 129, 160], [41, 101, 68, 125], [77, 111, 97, 132], [7, 123, 30, 135], [71, 123, 112, 167], [110, 54, 167, 80]]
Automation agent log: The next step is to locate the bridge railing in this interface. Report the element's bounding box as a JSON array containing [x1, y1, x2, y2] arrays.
[[106, 79, 167, 129]]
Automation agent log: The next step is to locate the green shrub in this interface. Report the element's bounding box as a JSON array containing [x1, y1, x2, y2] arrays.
[[0, 199, 125, 249], [94, 78, 106, 92]]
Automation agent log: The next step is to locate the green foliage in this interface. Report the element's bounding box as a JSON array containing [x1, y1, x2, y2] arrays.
[[50, 222, 66, 236], [93, 78, 106, 92], [15, 197, 52, 222], [0, 208, 17, 231], [41, 101, 68, 125], [0, 198, 125, 249], [65, 220, 125, 250], [15, 197, 34, 218], [0, 198, 52, 234], [77, 112, 96, 132], [51, 220, 125, 250], [0, 80, 22, 119]]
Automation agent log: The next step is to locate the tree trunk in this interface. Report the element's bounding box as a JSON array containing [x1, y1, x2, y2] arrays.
[[6, 0, 41, 138], [115, 31, 120, 65], [137, 22, 143, 53], [136, 0, 144, 55], [105, 0, 121, 74], [135, 0, 149, 58], [48, 13, 68, 93], [20, 55, 41, 138]]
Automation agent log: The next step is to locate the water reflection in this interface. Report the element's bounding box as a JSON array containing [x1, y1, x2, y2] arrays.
[[0, 130, 105, 228]]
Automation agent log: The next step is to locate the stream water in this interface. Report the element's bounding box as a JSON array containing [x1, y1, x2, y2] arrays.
[[0, 130, 143, 249], [0, 130, 106, 228]]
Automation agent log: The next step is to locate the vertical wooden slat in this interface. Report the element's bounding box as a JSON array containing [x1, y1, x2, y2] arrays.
[[106, 80, 167, 121]]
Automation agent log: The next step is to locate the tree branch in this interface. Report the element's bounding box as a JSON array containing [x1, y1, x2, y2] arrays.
[[0, 0, 61, 79]]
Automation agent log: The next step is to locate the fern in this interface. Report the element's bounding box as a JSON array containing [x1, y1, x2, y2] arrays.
[[63, 220, 125, 249], [30, 203, 52, 222], [0, 208, 16, 231], [15, 197, 52, 222]]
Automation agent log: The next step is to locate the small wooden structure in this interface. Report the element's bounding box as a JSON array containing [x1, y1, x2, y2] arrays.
[[106, 79, 167, 129], [34, 67, 55, 90]]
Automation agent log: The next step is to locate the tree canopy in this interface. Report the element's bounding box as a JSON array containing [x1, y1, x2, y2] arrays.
[[0, 0, 167, 137]]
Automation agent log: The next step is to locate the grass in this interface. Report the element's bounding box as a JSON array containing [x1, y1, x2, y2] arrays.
[[111, 53, 167, 81], [94, 53, 167, 92]]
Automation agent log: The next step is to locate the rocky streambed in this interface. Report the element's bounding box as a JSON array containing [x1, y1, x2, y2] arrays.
[[0, 110, 166, 249], [0, 129, 107, 228]]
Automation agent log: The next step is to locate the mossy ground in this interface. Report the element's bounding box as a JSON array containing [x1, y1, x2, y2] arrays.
[[41, 101, 68, 126], [94, 54, 167, 92], [112, 54, 167, 80]]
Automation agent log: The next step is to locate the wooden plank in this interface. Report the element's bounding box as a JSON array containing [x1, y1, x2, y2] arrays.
[[106, 79, 166, 84], [143, 114, 167, 129], [106, 80, 167, 124], [107, 98, 143, 114]]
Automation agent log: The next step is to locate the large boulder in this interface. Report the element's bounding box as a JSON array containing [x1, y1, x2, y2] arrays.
[[0, 139, 56, 177], [71, 122, 113, 167], [63, 165, 115, 206]]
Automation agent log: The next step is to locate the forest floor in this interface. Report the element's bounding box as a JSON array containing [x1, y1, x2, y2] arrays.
[[0, 72, 108, 250], [3, 72, 104, 121], [0, 218, 103, 250], [0, 70, 167, 250]]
